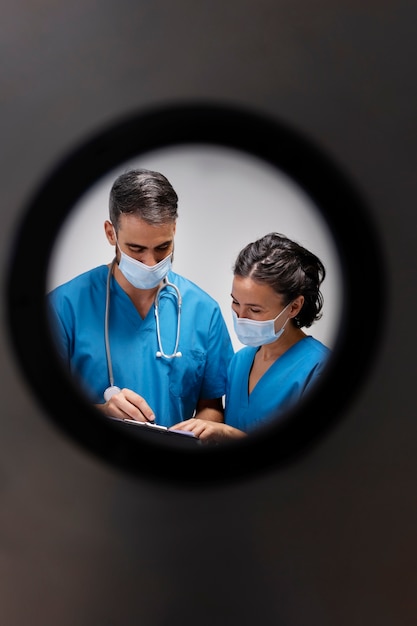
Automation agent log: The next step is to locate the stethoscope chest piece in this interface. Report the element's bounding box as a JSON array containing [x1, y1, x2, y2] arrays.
[[103, 385, 121, 402]]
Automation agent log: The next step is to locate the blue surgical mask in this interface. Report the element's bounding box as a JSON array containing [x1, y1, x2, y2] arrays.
[[117, 246, 172, 289], [232, 302, 291, 347]]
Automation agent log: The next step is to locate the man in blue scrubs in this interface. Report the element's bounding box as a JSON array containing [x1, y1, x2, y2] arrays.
[[47, 168, 234, 427]]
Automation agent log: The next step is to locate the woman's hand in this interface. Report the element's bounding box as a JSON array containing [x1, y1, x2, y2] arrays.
[[169, 418, 247, 444]]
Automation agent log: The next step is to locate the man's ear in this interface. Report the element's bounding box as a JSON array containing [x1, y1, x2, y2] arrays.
[[104, 220, 116, 245]]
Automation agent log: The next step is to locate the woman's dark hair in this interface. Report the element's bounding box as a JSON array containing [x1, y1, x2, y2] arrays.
[[109, 168, 178, 229], [233, 232, 326, 328]]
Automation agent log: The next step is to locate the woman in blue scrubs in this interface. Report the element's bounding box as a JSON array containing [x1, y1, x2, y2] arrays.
[[171, 232, 331, 442], [47, 168, 234, 428]]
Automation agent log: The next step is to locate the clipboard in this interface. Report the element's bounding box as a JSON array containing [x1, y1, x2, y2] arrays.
[[108, 417, 202, 446]]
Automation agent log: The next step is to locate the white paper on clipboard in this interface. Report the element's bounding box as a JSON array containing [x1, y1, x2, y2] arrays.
[[122, 419, 197, 438]]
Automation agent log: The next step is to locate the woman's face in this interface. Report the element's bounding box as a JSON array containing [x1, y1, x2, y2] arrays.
[[230, 275, 287, 322]]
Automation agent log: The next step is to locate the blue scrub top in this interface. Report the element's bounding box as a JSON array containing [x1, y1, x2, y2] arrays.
[[224, 336, 331, 433], [47, 266, 234, 427]]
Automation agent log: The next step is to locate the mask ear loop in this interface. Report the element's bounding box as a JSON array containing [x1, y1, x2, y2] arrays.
[[272, 301, 292, 323], [278, 314, 291, 333], [271, 301, 293, 340]]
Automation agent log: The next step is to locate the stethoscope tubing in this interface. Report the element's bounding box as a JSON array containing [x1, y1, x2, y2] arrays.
[[154, 278, 182, 358], [103, 258, 182, 401]]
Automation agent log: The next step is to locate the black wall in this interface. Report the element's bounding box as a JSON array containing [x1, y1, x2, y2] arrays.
[[1, 2, 416, 625]]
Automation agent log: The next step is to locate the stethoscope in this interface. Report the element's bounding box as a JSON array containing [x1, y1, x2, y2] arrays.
[[103, 257, 182, 402]]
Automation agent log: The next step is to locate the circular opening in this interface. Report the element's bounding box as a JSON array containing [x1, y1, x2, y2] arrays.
[[6, 101, 386, 487], [48, 143, 343, 355]]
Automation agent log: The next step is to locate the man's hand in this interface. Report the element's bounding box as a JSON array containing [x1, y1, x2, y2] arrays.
[[95, 388, 155, 422]]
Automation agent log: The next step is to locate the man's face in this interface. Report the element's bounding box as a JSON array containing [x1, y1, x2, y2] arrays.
[[105, 214, 176, 266]]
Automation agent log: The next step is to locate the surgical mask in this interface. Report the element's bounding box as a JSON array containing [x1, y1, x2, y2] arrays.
[[232, 302, 291, 347], [117, 247, 172, 289]]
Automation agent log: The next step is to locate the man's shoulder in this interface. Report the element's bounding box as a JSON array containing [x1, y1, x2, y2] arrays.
[[169, 272, 219, 305], [48, 266, 108, 303], [49, 265, 108, 293]]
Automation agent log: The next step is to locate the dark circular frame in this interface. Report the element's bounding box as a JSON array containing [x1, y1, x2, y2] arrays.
[[6, 101, 387, 488]]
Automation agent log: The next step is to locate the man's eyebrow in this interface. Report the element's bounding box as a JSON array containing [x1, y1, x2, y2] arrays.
[[126, 239, 173, 249]]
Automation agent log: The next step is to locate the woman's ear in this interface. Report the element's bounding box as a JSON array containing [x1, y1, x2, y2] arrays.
[[289, 295, 305, 319]]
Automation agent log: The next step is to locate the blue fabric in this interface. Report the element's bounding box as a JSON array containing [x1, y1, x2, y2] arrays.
[[224, 336, 331, 432], [47, 266, 234, 427]]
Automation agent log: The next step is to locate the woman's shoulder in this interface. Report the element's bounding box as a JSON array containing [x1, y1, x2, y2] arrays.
[[230, 345, 257, 365], [296, 335, 331, 364]]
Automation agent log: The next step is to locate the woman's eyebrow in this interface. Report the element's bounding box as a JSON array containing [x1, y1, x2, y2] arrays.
[[230, 293, 264, 308]]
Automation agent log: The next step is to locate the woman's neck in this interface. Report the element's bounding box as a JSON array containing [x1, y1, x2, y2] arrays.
[[257, 326, 306, 362]]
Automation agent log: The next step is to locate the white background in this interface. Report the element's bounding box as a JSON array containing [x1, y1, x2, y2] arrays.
[[47, 144, 343, 351]]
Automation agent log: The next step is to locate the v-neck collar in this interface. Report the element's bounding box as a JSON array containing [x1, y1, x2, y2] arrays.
[[245, 337, 310, 400], [110, 275, 155, 331]]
